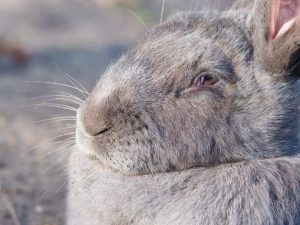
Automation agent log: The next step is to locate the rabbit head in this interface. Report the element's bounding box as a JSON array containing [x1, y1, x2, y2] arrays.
[[76, 0, 300, 175]]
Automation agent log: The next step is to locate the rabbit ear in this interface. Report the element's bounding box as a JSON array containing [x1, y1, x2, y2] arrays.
[[268, 0, 300, 40], [254, 0, 300, 75]]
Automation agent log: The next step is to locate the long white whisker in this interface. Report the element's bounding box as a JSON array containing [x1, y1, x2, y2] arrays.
[[37, 116, 76, 124], [28, 138, 76, 160], [35, 120, 75, 127], [42, 97, 83, 106], [45, 140, 76, 154], [24, 89, 86, 103], [22, 81, 89, 97], [27, 135, 75, 154], [47, 133, 76, 143], [28, 96, 83, 107], [42, 125, 76, 134], [37, 122, 75, 128], [60, 68, 89, 94], [62, 92, 85, 103], [54, 63, 89, 95], [29, 94, 84, 104], [46, 176, 69, 200], [38, 157, 70, 200], [23, 103, 78, 112], [50, 126, 76, 132]]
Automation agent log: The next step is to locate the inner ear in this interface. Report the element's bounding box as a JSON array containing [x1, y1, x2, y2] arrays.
[[254, 0, 300, 75], [268, 0, 300, 40]]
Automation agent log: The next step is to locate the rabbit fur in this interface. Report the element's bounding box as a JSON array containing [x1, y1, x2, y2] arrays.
[[67, 0, 300, 224]]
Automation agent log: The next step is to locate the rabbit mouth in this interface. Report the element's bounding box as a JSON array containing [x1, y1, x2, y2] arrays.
[[93, 127, 112, 136]]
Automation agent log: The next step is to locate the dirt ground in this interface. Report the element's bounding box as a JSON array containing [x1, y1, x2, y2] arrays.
[[0, 1, 234, 225]]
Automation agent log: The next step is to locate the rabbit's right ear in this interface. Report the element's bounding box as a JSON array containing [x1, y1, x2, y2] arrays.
[[254, 0, 300, 76]]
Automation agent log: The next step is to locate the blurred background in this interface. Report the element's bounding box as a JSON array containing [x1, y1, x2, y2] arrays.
[[0, 0, 235, 224]]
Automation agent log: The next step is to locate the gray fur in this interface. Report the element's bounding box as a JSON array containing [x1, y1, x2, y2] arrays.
[[68, 0, 300, 224]]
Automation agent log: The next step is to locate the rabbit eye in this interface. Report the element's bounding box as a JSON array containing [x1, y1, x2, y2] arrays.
[[192, 73, 219, 89]]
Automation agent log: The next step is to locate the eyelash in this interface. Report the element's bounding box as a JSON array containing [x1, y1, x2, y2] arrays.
[[191, 73, 219, 90], [173, 72, 220, 98]]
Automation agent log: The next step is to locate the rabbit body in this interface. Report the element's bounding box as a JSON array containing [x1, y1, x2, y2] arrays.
[[68, 0, 300, 224], [68, 153, 300, 225]]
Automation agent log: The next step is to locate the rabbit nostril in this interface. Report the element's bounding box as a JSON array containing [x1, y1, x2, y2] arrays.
[[94, 127, 111, 137]]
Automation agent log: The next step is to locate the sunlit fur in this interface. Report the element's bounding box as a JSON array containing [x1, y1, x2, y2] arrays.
[[68, 0, 300, 224]]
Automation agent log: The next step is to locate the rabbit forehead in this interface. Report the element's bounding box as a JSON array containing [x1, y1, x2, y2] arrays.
[[126, 13, 251, 80], [93, 11, 253, 100], [142, 13, 250, 65]]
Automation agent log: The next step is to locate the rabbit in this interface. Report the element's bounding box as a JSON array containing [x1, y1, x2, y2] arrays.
[[67, 0, 300, 224]]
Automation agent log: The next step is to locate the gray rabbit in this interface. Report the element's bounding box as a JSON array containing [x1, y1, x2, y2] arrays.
[[67, 0, 300, 224]]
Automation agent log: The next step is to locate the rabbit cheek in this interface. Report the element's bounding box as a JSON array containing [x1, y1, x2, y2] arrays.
[[95, 118, 157, 174]]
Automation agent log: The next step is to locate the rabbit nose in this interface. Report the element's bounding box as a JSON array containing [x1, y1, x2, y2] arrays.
[[78, 96, 114, 137]]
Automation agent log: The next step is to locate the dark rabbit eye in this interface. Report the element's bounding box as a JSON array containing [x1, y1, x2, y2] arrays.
[[192, 73, 219, 89]]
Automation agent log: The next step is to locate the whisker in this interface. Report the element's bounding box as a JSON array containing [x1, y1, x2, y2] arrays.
[[45, 176, 69, 200], [55, 63, 89, 93], [50, 125, 76, 132], [40, 125, 76, 135], [22, 81, 89, 98], [47, 133, 76, 143], [37, 124, 75, 131], [41, 173, 69, 201], [160, 0, 166, 24], [44, 133, 76, 143], [28, 138, 75, 163], [22, 89, 86, 106], [37, 116, 76, 124], [27, 135, 75, 155], [37, 157, 70, 200], [59, 92, 85, 103], [123, 6, 149, 30], [44, 140, 76, 156], [41, 97, 83, 106], [62, 92, 85, 102], [45, 144, 74, 165], [29, 94, 84, 105], [23, 103, 78, 112], [54, 63, 90, 96]]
